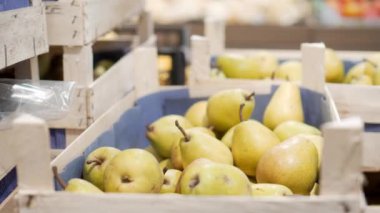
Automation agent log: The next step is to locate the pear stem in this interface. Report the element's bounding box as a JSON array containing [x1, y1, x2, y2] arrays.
[[239, 103, 245, 122], [245, 92, 255, 101], [363, 58, 378, 68], [175, 120, 190, 142], [52, 166, 67, 190], [86, 159, 103, 165]]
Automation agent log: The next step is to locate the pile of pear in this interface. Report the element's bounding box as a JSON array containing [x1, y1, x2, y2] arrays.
[[56, 81, 323, 197], [215, 49, 380, 86]]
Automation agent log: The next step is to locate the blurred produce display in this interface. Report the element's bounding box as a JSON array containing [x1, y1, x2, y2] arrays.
[[146, 0, 312, 26]]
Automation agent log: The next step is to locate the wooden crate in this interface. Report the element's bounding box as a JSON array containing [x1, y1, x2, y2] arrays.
[[0, 0, 48, 70], [44, 0, 144, 46], [190, 20, 380, 172], [0, 46, 367, 213]]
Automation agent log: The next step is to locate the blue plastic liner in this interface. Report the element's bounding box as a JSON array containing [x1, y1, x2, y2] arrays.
[[0, 0, 30, 11], [55, 87, 328, 190], [0, 167, 17, 203]]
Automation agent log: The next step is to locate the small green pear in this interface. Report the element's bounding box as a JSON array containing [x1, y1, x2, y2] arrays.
[[263, 81, 304, 130], [160, 169, 182, 194], [185, 101, 209, 127], [221, 125, 237, 149], [251, 183, 293, 196], [344, 61, 376, 84], [82, 147, 120, 191], [159, 159, 174, 173], [104, 149, 163, 193], [179, 159, 251, 195], [274, 60, 302, 81], [325, 48, 345, 83], [207, 89, 255, 133], [176, 121, 233, 168], [232, 120, 280, 176], [146, 115, 193, 158], [256, 135, 318, 195], [217, 54, 261, 79], [273, 121, 321, 141]]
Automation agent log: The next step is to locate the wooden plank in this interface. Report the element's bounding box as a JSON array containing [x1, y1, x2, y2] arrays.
[[205, 18, 225, 56], [366, 206, 380, 213], [301, 43, 326, 94], [0, 6, 48, 69], [189, 36, 211, 85], [134, 47, 159, 98], [362, 132, 380, 170], [17, 192, 360, 213], [63, 44, 94, 85], [137, 11, 154, 45]]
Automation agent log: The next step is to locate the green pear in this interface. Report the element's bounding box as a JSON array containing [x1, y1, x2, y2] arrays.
[[170, 127, 216, 171], [179, 159, 251, 195], [82, 147, 120, 191], [273, 121, 321, 141], [175, 121, 233, 168], [104, 149, 163, 193], [185, 101, 209, 127], [350, 75, 373, 85], [231, 120, 280, 176], [160, 169, 182, 193], [94, 59, 114, 78], [297, 134, 324, 168], [325, 48, 345, 83], [65, 179, 103, 193], [366, 53, 380, 67], [344, 61, 376, 84], [256, 135, 318, 195], [146, 115, 193, 158], [144, 145, 163, 161], [221, 125, 237, 149], [374, 68, 380, 85], [274, 60, 302, 81], [159, 159, 174, 173], [263, 81, 304, 130], [251, 183, 293, 196], [207, 89, 255, 133], [217, 54, 261, 79], [252, 51, 279, 79]]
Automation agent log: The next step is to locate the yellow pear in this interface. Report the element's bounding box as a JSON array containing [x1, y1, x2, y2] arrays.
[[274, 60, 302, 81], [159, 159, 174, 173], [175, 121, 233, 168], [160, 169, 182, 194], [252, 51, 279, 79], [297, 134, 324, 168], [374, 68, 380, 85], [179, 159, 251, 195], [350, 75, 373, 85], [185, 101, 209, 127], [310, 183, 319, 196], [104, 149, 163, 193], [221, 125, 237, 149], [170, 127, 216, 170], [344, 61, 376, 84], [210, 68, 226, 79], [144, 145, 162, 161], [232, 120, 280, 176], [263, 81, 304, 130], [366, 52, 380, 67], [216, 54, 261, 79], [82, 147, 120, 191], [256, 135, 318, 195], [273, 120, 321, 141], [207, 89, 255, 133], [146, 115, 193, 158], [325, 48, 345, 83], [65, 179, 104, 193], [251, 183, 293, 196]]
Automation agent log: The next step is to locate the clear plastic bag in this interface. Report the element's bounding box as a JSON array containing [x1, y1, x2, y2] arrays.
[[0, 79, 76, 126]]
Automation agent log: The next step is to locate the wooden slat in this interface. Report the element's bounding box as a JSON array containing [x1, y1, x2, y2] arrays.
[[301, 43, 325, 94], [362, 132, 380, 170], [205, 18, 225, 56], [133, 47, 159, 98], [0, 6, 48, 69]]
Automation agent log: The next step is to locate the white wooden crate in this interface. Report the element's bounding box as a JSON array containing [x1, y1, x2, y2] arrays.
[[191, 20, 380, 171], [44, 0, 145, 46], [0, 0, 48, 70]]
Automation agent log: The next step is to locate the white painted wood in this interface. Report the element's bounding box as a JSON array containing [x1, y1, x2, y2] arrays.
[[0, 6, 48, 70], [17, 192, 361, 213], [134, 47, 159, 98], [45, 0, 145, 46], [63, 45, 94, 85], [14, 57, 40, 80], [362, 132, 380, 170], [137, 11, 154, 45], [366, 206, 380, 213], [320, 117, 364, 195], [301, 43, 326, 94], [205, 17, 225, 56], [190, 36, 211, 85]]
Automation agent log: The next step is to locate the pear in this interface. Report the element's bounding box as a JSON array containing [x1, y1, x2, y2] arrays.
[[144, 145, 163, 161], [207, 89, 255, 133], [159, 159, 174, 173], [185, 101, 209, 127], [252, 51, 279, 79], [256, 135, 318, 195], [366, 53, 380, 68], [104, 149, 163, 193], [52, 166, 103, 194], [160, 169, 182, 193], [231, 120, 280, 176], [374, 68, 380, 85], [274, 60, 302, 81], [251, 183, 293, 196], [221, 125, 237, 149], [171, 127, 216, 170], [273, 121, 321, 141], [179, 159, 251, 195], [297, 134, 324, 168], [350, 74, 373, 85], [210, 68, 226, 79], [146, 115, 193, 158], [82, 147, 120, 191], [176, 121, 233, 168], [263, 81, 304, 130], [325, 48, 345, 83], [217, 54, 261, 79], [310, 183, 319, 196], [344, 61, 376, 84]]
